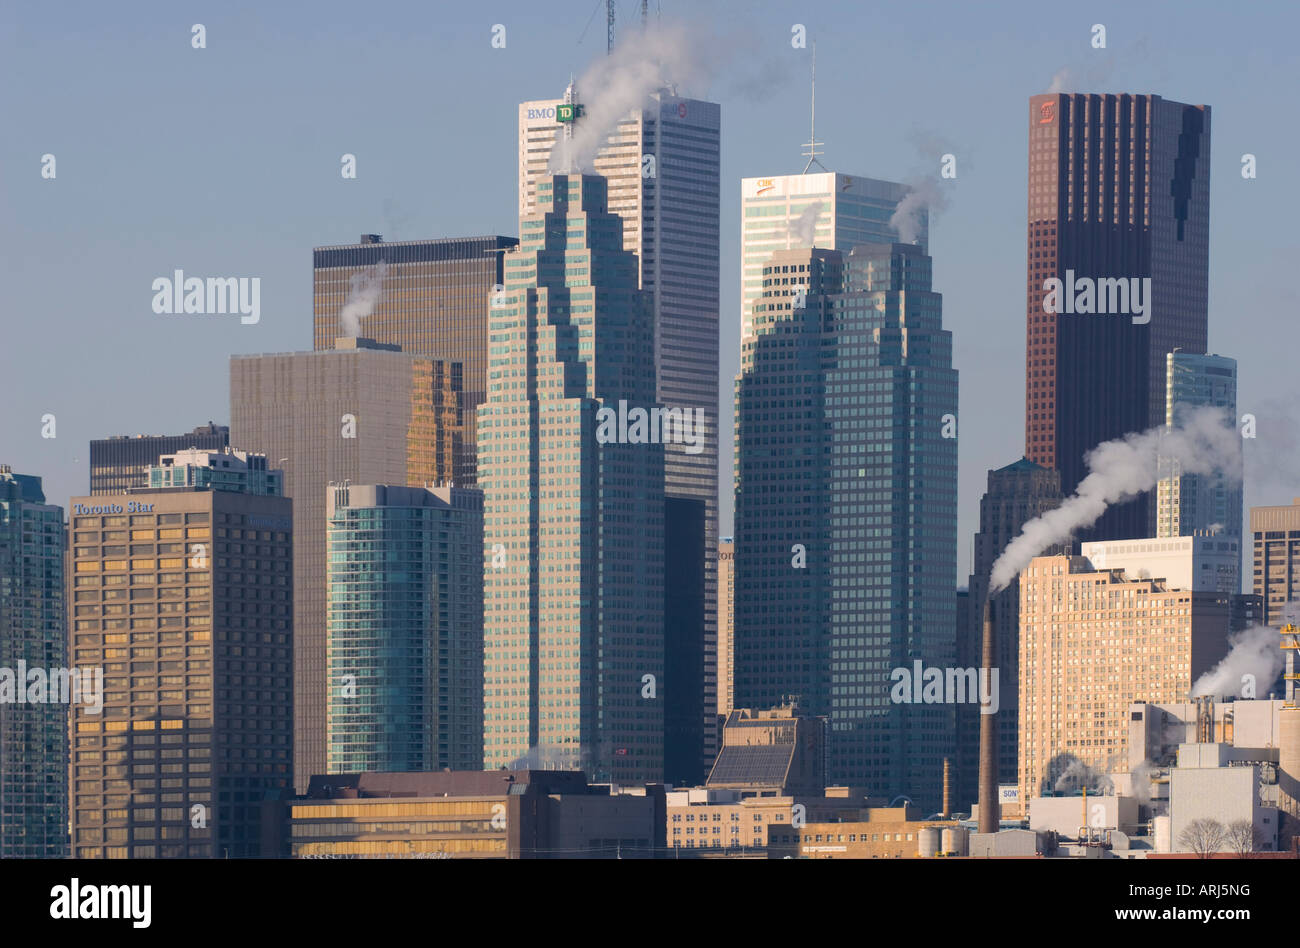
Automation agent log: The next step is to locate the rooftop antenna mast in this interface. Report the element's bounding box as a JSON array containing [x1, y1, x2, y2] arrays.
[[607, 0, 615, 54], [801, 41, 827, 173]]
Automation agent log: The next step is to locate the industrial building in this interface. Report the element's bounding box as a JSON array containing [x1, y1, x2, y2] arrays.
[[266, 770, 664, 859]]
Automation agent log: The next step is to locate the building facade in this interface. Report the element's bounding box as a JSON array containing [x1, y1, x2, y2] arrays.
[[1018, 554, 1230, 805], [1025, 93, 1211, 542], [733, 243, 957, 811], [68, 451, 292, 858], [480, 173, 664, 783], [0, 466, 68, 857], [325, 484, 483, 774], [1081, 533, 1240, 595], [312, 235, 518, 486], [717, 538, 734, 717], [90, 423, 228, 495], [1250, 499, 1300, 626], [1156, 352, 1240, 543], [739, 171, 916, 341], [521, 90, 721, 773], [275, 770, 663, 859], [230, 337, 463, 791]]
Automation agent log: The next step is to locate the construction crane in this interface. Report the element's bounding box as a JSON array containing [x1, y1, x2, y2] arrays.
[[1282, 620, 1299, 707]]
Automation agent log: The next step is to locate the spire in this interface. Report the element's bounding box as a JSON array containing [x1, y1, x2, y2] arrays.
[[801, 41, 827, 173]]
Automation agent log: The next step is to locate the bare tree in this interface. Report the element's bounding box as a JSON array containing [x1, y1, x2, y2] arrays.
[[1224, 819, 1255, 856], [1180, 818, 1227, 858]]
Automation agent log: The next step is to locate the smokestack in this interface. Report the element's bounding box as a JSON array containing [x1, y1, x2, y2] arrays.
[[942, 757, 951, 819], [977, 599, 999, 834]]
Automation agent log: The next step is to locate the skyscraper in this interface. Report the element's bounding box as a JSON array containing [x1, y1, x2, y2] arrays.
[[520, 90, 720, 771], [312, 235, 518, 485], [68, 449, 292, 858], [1156, 352, 1241, 543], [1025, 93, 1211, 541], [90, 423, 229, 495], [480, 173, 664, 783], [739, 172, 916, 341], [733, 242, 958, 811], [325, 484, 483, 774], [230, 337, 464, 790], [0, 466, 68, 858], [956, 458, 1064, 810]]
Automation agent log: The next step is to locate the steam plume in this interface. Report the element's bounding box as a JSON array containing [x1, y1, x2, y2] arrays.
[[989, 406, 1241, 592], [1191, 623, 1286, 701], [789, 201, 824, 247], [339, 260, 388, 337], [549, 22, 710, 174]]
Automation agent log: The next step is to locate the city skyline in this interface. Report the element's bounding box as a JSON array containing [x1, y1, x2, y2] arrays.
[[3, 0, 1300, 878], [5, 1, 1299, 581]]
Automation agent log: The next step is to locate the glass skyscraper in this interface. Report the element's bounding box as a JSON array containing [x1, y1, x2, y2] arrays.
[[520, 91, 721, 775], [0, 466, 67, 858], [739, 172, 916, 342], [1025, 93, 1211, 542], [480, 173, 664, 783], [1156, 351, 1241, 543], [325, 484, 483, 774], [733, 242, 958, 812]]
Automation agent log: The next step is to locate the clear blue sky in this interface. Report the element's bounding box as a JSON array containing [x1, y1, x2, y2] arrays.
[[3, 0, 1297, 578]]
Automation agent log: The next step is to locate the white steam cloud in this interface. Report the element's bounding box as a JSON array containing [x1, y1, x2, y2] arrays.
[[1191, 623, 1286, 701], [1054, 759, 1113, 794], [339, 260, 388, 337], [889, 178, 947, 245], [989, 405, 1241, 592], [549, 22, 708, 174], [788, 201, 824, 247]]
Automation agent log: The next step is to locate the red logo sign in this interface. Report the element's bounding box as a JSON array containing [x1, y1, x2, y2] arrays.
[[1040, 102, 1055, 124], [677, 103, 687, 119]]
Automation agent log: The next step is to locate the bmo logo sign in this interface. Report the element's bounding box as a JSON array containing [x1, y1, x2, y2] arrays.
[[528, 107, 557, 120]]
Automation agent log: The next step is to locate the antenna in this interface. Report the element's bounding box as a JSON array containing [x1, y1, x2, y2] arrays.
[[642, 0, 648, 29], [607, 0, 615, 54], [801, 41, 827, 173]]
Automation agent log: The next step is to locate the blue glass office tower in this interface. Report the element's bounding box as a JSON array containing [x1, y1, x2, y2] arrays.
[[325, 484, 483, 773], [733, 242, 958, 812], [0, 466, 67, 857]]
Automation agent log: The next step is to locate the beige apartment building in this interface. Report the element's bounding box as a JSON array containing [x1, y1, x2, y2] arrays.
[[1251, 498, 1300, 625], [1018, 554, 1231, 805], [68, 451, 292, 858]]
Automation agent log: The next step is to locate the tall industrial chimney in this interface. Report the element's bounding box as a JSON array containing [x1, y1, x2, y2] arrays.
[[942, 757, 951, 819], [977, 599, 999, 834]]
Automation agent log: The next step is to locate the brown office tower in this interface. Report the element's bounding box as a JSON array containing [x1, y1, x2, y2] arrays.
[[957, 459, 1064, 810], [312, 235, 517, 485], [230, 339, 464, 791], [1251, 499, 1300, 626], [1025, 94, 1210, 542], [68, 449, 292, 858], [90, 423, 229, 495]]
